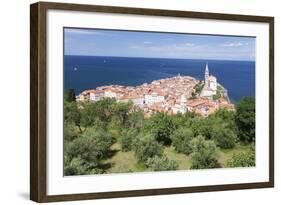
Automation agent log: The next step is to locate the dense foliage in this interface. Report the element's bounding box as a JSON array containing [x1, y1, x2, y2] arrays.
[[120, 128, 138, 151], [146, 155, 179, 171], [132, 136, 164, 163], [64, 128, 115, 175], [190, 135, 221, 169], [171, 127, 194, 155], [64, 89, 76, 102], [212, 85, 223, 100], [235, 97, 255, 142], [227, 145, 255, 167], [64, 101, 82, 132], [211, 124, 237, 149], [63, 90, 256, 175], [144, 112, 176, 145]]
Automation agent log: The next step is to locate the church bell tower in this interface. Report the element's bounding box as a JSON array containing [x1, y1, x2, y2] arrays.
[[205, 63, 209, 87]]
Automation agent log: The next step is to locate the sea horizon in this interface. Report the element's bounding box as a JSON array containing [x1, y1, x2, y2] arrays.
[[64, 54, 255, 63]]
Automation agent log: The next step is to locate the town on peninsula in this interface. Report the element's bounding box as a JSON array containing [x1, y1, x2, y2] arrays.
[[76, 63, 234, 117]]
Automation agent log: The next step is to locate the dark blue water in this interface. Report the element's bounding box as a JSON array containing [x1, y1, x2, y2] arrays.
[[64, 55, 255, 103]]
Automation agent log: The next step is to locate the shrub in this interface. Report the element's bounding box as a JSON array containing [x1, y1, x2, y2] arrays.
[[146, 155, 179, 171], [64, 157, 88, 176], [64, 157, 104, 176], [64, 128, 115, 175], [171, 128, 194, 155], [66, 136, 99, 167], [227, 146, 255, 167], [211, 125, 237, 149], [120, 129, 138, 151], [190, 135, 220, 169], [133, 136, 164, 163]]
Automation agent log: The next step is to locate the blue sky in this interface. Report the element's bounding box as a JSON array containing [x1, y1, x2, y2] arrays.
[[64, 28, 255, 61]]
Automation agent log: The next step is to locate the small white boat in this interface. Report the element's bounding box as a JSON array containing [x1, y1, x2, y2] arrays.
[[74, 67, 78, 71]]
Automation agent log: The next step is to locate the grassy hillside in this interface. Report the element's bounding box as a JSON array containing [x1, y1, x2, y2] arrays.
[[102, 142, 252, 174]]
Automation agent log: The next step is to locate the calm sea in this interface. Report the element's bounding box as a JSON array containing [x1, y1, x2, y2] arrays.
[[64, 55, 255, 103]]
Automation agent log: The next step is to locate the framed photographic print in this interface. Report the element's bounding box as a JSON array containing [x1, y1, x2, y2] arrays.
[[30, 1, 274, 202]]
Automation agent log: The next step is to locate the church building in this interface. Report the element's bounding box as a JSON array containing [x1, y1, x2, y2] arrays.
[[200, 63, 217, 97]]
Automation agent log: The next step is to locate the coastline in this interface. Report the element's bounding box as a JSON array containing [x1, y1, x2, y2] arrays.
[[64, 56, 255, 102]]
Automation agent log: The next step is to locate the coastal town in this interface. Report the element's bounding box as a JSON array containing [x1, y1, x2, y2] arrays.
[[76, 64, 235, 117]]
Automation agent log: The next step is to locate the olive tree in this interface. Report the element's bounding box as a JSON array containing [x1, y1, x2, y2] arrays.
[[133, 136, 164, 163], [171, 127, 194, 155], [145, 155, 179, 171], [190, 135, 220, 169]]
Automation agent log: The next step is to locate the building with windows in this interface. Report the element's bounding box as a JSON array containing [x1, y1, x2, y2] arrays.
[[144, 92, 166, 105], [89, 90, 105, 101]]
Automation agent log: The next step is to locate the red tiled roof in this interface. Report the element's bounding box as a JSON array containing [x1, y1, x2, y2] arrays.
[[88, 90, 104, 94]]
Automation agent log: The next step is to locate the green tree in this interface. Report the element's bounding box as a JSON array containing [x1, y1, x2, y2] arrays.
[[133, 136, 164, 163], [212, 91, 221, 100], [145, 112, 176, 145], [127, 110, 144, 129], [235, 97, 255, 142], [80, 102, 97, 127], [120, 128, 138, 151], [145, 155, 179, 171], [211, 124, 237, 149], [64, 89, 76, 102], [64, 122, 80, 142], [65, 136, 99, 174], [107, 115, 123, 137], [64, 101, 82, 132], [171, 113, 186, 128], [81, 128, 115, 159], [112, 101, 133, 125], [171, 127, 194, 155], [80, 98, 116, 127], [64, 157, 88, 175], [211, 108, 235, 122], [93, 97, 117, 122], [190, 135, 220, 169], [64, 128, 115, 175], [191, 117, 213, 139], [227, 145, 255, 167], [195, 81, 204, 94]]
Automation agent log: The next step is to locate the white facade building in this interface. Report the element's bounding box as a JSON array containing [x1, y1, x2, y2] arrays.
[[172, 104, 181, 114], [145, 92, 165, 105], [89, 90, 105, 101], [179, 94, 188, 114], [209, 75, 217, 91], [104, 90, 117, 98], [132, 97, 145, 106]]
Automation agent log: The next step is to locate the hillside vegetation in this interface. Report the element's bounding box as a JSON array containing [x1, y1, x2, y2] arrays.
[[64, 92, 255, 176]]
